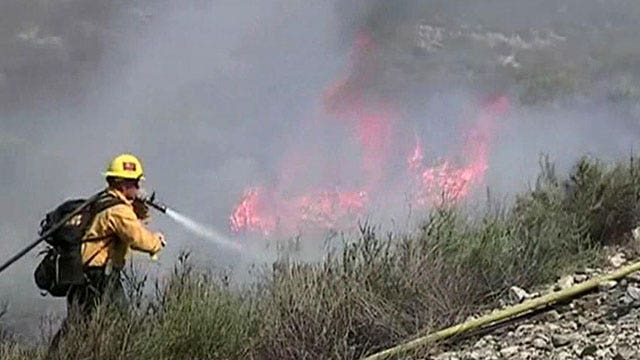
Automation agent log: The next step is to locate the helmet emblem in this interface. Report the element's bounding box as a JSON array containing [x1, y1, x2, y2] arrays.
[[122, 162, 137, 171]]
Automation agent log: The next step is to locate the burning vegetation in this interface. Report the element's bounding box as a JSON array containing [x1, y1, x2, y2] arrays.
[[230, 31, 510, 236]]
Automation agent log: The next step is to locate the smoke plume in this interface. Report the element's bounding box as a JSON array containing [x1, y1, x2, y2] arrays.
[[1, 0, 640, 337]]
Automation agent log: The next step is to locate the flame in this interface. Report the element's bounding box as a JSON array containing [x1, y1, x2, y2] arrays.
[[229, 188, 368, 236], [408, 95, 509, 206], [229, 188, 276, 236], [229, 30, 510, 237]]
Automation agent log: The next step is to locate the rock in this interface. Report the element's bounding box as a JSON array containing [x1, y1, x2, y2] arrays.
[[544, 310, 562, 322], [499, 346, 519, 358], [517, 350, 533, 359], [466, 350, 482, 360], [509, 286, 532, 302], [467, 348, 497, 360], [556, 275, 575, 290], [580, 344, 598, 357], [564, 321, 579, 332], [429, 258, 640, 360], [574, 274, 589, 283], [602, 334, 616, 347], [616, 343, 638, 359], [532, 336, 550, 350], [551, 334, 574, 347], [515, 324, 535, 335], [556, 350, 573, 360], [595, 348, 611, 358], [599, 280, 618, 292], [609, 253, 626, 268], [585, 322, 607, 335], [546, 322, 561, 332], [483, 335, 496, 343], [473, 338, 488, 348], [626, 285, 640, 301], [577, 315, 590, 327], [620, 294, 635, 305], [582, 267, 598, 275], [433, 351, 460, 360]]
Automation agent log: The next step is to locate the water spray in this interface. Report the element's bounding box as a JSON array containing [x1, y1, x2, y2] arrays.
[[142, 192, 243, 252]]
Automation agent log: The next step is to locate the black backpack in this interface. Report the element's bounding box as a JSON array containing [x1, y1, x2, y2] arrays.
[[34, 192, 124, 297]]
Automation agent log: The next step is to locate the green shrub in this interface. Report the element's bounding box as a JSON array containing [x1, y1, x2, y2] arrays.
[[2, 155, 639, 360]]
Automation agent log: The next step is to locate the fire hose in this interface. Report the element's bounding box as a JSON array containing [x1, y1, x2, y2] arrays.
[[360, 260, 640, 360], [0, 191, 167, 275]]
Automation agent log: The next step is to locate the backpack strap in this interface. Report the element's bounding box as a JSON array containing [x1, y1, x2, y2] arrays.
[[91, 193, 126, 215], [81, 194, 125, 244], [80, 193, 126, 268]]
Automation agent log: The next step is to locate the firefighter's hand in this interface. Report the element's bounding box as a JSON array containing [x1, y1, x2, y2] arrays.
[[132, 197, 150, 221], [150, 233, 166, 261], [157, 232, 167, 248]]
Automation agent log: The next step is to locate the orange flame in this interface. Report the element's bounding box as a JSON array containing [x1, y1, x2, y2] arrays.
[[229, 30, 510, 237], [229, 188, 368, 236], [408, 95, 509, 206]]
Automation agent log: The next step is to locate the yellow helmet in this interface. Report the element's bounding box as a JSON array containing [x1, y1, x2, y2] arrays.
[[103, 153, 145, 180]]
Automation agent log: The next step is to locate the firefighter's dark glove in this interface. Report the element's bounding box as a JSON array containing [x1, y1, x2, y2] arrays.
[[132, 197, 150, 221]]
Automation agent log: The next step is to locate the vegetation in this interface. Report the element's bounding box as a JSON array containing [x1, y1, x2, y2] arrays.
[[2, 155, 640, 360], [3, 3, 640, 359]]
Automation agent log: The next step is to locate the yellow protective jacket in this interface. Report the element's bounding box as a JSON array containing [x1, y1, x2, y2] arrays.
[[81, 189, 162, 269]]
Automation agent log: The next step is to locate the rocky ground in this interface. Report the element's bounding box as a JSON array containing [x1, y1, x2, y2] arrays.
[[431, 252, 640, 360]]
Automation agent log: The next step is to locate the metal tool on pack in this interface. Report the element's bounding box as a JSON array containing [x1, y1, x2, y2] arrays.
[[0, 191, 108, 274]]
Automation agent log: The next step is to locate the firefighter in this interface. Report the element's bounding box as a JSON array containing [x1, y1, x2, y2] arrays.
[[50, 153, 166, 352]]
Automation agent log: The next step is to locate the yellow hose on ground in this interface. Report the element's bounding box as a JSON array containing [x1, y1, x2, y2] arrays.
[[361, 260, 640, 360]]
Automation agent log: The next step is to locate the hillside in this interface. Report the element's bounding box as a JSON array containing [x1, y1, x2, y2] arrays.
[[1, 156, 640, 360], [2, 2, 640, 360]]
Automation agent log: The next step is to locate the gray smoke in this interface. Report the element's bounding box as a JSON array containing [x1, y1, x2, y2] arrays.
[[1, 0, 640, 338], [1, 0, 343, 338], [331, 0, 640, 197]]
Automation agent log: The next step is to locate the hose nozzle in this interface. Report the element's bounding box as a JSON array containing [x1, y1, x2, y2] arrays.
[[142, 192, 168, 213]]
